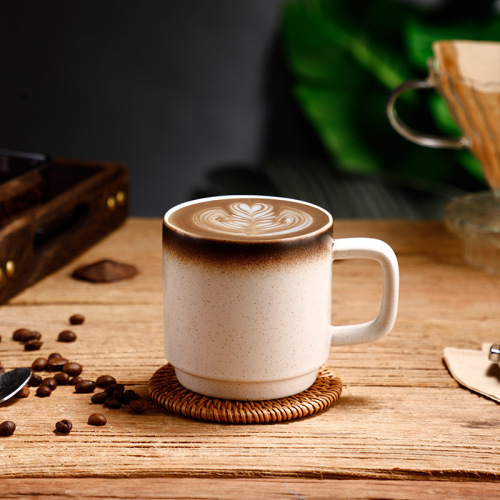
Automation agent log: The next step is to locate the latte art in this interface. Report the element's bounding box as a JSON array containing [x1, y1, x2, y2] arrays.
[[193, 202, 314, 237]]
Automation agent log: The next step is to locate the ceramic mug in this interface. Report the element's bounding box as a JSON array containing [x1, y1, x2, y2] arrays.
[[163, 195, 399, 401]]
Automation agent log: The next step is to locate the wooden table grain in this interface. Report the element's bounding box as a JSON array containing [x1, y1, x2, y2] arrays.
[[1, 218, 499, 499]]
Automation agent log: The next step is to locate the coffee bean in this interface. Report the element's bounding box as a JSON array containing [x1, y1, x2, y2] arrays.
[[28, 374, 42, 387], [24, 340, 43, 351], [0, 421, 15, 436], [31, 358, 48, 371], [57, 330, 77, 343], [54, 372, 70, 385], [129, 399, 149, 414], [105, 383, 124, 395], [69, 314, 85, 325], [55, 419, 72, 434], [91, 392, 109, 404], [0, 367, 4, 375], [0, 335, 2, 342], [15, 385, 30, 398], [47, 358, 68, 372], [48, 352, 63, 360], [41, 377, 57, 391], [12, 328, 31, 341], [36, 385, 52, 397], [22, 331, 42, 342], [96, 375, 116, 389], [75, 380, 96, 393], [88, 413, 107, 426], [124, 389, 141, 401], [69, 376, 84, 386], [104, 397, 121, 409], [62, 362, 82, 377]]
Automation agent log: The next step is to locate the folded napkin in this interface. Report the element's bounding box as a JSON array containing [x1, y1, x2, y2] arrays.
[[443, 343, 500, 403]]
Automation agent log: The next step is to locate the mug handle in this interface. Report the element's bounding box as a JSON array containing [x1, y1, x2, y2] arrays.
[[386, 78, 468, 149], [330, 238, 399, 346]]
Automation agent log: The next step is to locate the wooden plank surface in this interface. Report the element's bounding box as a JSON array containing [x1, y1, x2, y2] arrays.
[[1, 219, 499, 489]]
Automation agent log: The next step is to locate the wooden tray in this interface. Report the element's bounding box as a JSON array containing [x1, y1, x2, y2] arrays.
[[0, 155, 128, 303]]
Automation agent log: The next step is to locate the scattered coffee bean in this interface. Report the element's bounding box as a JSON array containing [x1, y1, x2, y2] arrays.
[[0, 421, 16, 436], [0, 335, 2, 342], [105, 383, 124, 395], [129, 399, 149, 414], [0, 366, 5, 375], [55, 419, 72, 434], [69, 376, 84, 386], [36, 385, 52, 398], [91, 392, 109, 404], [48, 352, 63, 360], [13, 328, 31, 341], [124, 389, 141, 401], [31, 358, 48, 371], [28, 374, 43, 387], [22, 331, 42, 342], [75, 380, 96, 393], [24, 340, 43, 351], [69, 314, 85, 325], [96, 375, 116, 389], [62, 362, 82, 377], [15, 385, 30, 398], [41, 377, 58, 391], [104, 397, 121, 409], [57, 330, 77, 343], [54, 372, 70, 385], [88, 413, 107, 426], [47, 358, 68, 372]]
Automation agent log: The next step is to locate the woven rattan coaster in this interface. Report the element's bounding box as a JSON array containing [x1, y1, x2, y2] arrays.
[[148, 364, 342, 424]]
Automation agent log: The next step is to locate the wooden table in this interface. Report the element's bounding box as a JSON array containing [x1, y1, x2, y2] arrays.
[[1, 218, 499, 498]]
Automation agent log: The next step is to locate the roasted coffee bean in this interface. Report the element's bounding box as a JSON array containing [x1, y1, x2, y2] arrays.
[[0, 366, 5, 375], [54, 372, 70, 385], [105, 383, 124, 395], [36, 385, 52, 397], [88, 413, 107, 426], [75, 380, 96, 393], [22, 331, 41, 342], [13, 328, 31, 341], [47, 358, 68, 372], [62, 362, 82, 377], [69, 314, 85, 325], [91, 391, 109, 404], [0, 335, 2, 342], [15, 385, 30, 398], [129, 399, 149, 414], [24, 340, 43, 351], [69, 376, 83, 386], [124, 389, 141, 401], [48, 352, 63, 360], [28, 374, 43, 387], [96, 375, 117, 389], [55, 419, 72, 434], [31, 358, 48, 372], [0, 421, 16, 436], [57, 330, 77, 343], [104, 397, 121, 409], [41, 377, 57, 391]]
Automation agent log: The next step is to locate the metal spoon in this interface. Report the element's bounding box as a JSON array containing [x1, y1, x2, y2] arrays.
[[0, 367, 32, 403]]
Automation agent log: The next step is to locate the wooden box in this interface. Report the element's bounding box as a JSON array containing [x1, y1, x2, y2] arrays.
[[0, 152, 129, 303]]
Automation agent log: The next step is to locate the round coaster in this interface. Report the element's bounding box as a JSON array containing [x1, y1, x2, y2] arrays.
[[148, 364, 342, 424]]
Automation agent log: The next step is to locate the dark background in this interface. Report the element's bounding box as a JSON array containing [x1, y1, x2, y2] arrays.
[[0, 0, 307, 216]]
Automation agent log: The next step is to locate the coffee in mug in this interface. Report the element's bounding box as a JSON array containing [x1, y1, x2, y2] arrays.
[[163, 196, 399, 400]]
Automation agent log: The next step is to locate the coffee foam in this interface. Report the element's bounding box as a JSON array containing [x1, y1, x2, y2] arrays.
[[166, 196, 331, 242]]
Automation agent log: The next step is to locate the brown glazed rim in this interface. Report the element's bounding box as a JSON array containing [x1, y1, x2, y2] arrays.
[[163, 195, 333, 244]]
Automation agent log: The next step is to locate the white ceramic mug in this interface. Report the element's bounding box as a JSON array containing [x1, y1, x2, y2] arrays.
[[163, 195, 399, 400]]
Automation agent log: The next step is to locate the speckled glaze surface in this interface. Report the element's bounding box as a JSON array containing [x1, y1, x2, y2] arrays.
[[163, 196, 399, 401]]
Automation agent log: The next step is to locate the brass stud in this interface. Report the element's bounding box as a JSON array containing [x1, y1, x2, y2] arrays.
[[5, 260, 15, 278], [116, 190, 125, 205], [107, 196, 116, 210]]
